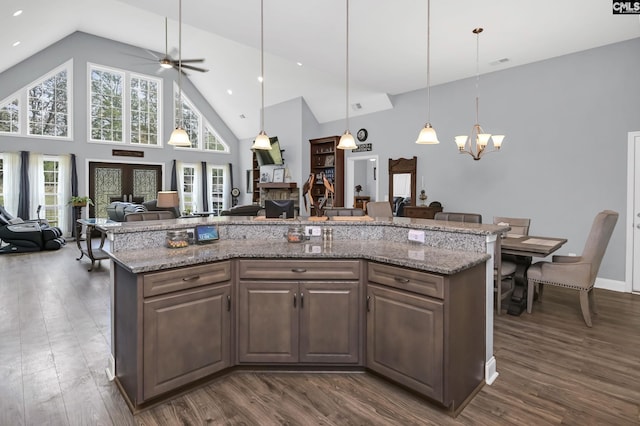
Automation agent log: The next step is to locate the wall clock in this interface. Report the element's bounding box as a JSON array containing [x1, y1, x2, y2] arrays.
[[357, 128, 368, 142], [231, 187, 240, 197]]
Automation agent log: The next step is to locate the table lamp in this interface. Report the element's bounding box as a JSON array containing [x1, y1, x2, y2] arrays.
[[157, 191, 179, 208]]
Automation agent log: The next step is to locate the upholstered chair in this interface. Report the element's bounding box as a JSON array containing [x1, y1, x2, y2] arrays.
[[366, 201, 393, 218], [526, 210, 618, 327], [493, 217, 531, 314]]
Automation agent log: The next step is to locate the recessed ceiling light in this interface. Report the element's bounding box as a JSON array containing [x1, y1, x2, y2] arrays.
[[13, 10, 23, 17], [257, 76, 263, 83], [12, 41, 21, 47], [226, 89, 233, 95], [296, 62, 303, 67]]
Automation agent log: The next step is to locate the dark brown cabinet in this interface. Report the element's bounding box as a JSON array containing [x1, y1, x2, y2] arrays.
[[366, 261, 485, 413], [309, 136, 345, 208], [114, 261, 232, 405], [143, 283, 231, 399], [237, 260, 361, 364]]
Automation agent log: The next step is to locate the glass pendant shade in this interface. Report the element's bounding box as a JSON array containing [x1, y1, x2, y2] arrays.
[[416, 123, 440, 144], [252, 130, 271, 150], [492, 134, 505, 149], [337, 130, 357, 150], [455, 135, 468, 150], [168, 127, 191, 146]]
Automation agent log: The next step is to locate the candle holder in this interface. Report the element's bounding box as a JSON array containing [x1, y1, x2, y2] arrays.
[[419, 189, 428, 206]]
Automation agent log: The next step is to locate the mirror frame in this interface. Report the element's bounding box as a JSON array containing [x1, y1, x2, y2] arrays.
[[388, 156, 417, 208]]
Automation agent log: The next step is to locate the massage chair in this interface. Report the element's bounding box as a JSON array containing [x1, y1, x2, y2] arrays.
[[0, 205, 66, 253]]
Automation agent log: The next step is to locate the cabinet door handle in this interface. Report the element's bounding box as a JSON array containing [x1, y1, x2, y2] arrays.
[[366, 295, 371, 312], [182, 275, 200, 282], [394, 277, 410, 284], [300, 292, 304, 308], [293, 293, 297, 308], [227, 295, 231, 311], [291, 268, 307, 273]]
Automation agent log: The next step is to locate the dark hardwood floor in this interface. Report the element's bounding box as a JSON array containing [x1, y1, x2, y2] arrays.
[[1, 245, 639, 425]]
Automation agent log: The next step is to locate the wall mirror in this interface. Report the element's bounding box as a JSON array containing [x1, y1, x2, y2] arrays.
[[388, 157, 417, 215]]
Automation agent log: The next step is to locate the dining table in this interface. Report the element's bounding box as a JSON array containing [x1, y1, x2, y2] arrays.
[[499, 234, 568, 315]]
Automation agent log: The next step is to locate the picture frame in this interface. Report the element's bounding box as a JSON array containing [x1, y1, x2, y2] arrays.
[[260, 172, 271, 183], [272, 168, 285, 183]]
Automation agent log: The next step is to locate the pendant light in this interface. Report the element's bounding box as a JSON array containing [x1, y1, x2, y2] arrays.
[[251, 0, 271, 150], [337, 0, 357, 150], [416, 0, 439, 145], [168, 0, 191, 147], [454, 28, 505, 160]]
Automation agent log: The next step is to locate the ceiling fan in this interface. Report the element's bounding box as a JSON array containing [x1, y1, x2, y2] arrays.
[[155, 17, 208, 74]]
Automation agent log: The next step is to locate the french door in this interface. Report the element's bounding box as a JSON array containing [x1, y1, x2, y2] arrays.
[[89, 161, 163, 218]]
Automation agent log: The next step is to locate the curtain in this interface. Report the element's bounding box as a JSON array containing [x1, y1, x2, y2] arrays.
[[170, 159, 177, 191], [70, 154, 78, 238], [28, 153, 71, 236], [3, 152, 21, 215], [201, 161, 208, 211], [17, 151, 30, 218]]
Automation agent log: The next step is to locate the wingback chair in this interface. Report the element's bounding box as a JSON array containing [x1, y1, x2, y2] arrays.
[[526, 210, 618, 327], [493, 217, 531, 314]]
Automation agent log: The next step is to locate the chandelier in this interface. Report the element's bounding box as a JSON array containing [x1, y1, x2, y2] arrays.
[[415, 0, 439, 145], [251, 0, 271, 150], [337, 0, 357, 150], [168, 0, 191, 146], [454, 28, 504, 160]]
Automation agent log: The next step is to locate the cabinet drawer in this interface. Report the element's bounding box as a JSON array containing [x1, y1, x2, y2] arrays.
[[238, 259, 360, 280], [367, 262, 444, 299], [144, 261, 231, 297]]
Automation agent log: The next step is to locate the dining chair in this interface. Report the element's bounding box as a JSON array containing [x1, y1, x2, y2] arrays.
[[366, 201, 393, 218], [526, 210, 618, 327], [493, 217, 531, 314]]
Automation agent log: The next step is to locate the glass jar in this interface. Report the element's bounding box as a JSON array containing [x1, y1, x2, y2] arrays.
[[287, 226, 304, 243], [166, 230, 189, 248]]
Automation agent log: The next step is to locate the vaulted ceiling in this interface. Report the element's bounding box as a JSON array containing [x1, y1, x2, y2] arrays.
[[2, 0, 639, 139]]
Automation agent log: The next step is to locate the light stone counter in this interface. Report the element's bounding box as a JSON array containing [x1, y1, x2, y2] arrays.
[[107, 238, 489, 275]]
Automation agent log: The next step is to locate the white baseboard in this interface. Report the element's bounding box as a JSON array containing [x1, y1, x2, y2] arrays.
[[595, 278, 626, 293], [485, 356, 498, 385], [105, 354, 115, 381]]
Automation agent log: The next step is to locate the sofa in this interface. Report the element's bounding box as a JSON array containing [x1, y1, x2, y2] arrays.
[[124, 211, 176, 221], [106, 200, 179, 222], [433, 212, 483, 223], [220, 204, 263, 216], [324, 207, 366, 217]]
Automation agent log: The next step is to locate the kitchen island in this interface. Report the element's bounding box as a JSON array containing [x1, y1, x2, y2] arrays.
[[101, 216, 505, 416]]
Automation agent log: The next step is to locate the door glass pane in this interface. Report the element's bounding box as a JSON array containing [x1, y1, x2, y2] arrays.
[[95, 167, 122, 218], [133, 169, 158, 202]]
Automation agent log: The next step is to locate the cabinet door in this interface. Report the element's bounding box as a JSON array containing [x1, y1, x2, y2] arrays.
[[299, 281, 360, 364], [366, 283, 444, 402], [143, 283, 231, 400], [238, 281, 298, 363]]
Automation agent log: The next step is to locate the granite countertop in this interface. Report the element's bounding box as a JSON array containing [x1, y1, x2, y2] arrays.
[[107, 239, 490, 275], [98, 215, 506, 236]]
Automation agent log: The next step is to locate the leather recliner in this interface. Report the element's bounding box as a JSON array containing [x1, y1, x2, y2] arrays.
[[0, 205, 66, 253]]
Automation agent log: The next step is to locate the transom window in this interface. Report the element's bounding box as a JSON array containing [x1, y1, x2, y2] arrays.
[[88, 64, 162, 145], [0, 98, 19, 134], [28, 63, 71, 138], [174, 84, 229, 153]]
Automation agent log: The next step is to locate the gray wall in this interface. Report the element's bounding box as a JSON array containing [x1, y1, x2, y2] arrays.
[[312, 37, 640, 282], [0, 32, 239, 199]]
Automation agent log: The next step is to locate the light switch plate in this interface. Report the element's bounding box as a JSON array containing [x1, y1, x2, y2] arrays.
[[408, 229, 425, 243]]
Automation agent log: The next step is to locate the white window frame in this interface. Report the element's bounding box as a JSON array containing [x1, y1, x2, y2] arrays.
[[87, 63, 163, 147], [88, 64, 125, 143], [1, 60, 74, 140], [179, 162, 200, 214], [0, 95, 20, 135], [207, 164, 228, 215], [173, 83, 229, 153]]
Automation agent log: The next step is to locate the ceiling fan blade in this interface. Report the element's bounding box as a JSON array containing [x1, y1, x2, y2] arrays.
[[179, 64, 209, 73], [176, 58, 205, 63]]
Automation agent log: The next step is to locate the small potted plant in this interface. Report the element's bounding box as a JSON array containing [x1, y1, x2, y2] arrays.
[[68, 196, 94, 207], [355, 184, 362, 195]]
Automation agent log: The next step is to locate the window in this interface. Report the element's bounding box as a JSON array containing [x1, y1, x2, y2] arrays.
[[208, 166, 226, 215], [174, 84, 229, 152], [0, 97, 19, 134], [130, 75, 160, 145], [41, 157, 63, 228], [181, 164, 198, 214], [88, 64, 162, 145], [28, 66, 70, 138], [90, 66, 124, 142]]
